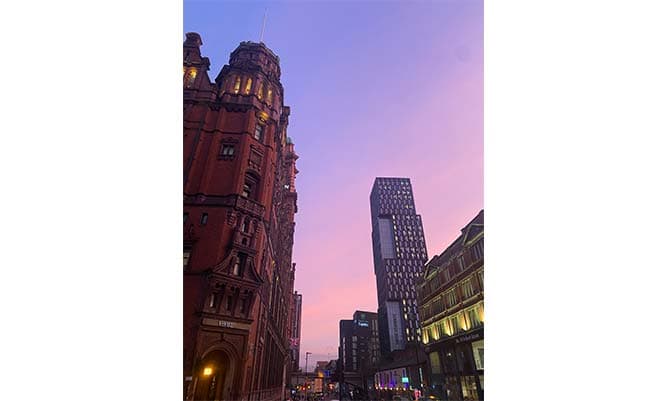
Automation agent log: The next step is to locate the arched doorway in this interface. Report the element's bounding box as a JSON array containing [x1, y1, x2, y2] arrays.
[[193, 349, 236, 401]]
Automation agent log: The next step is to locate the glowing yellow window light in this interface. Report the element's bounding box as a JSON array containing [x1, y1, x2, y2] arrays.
[[244, 78, 253, 94], [189, 69, 197, 79], [267, 88, 273, 105], [233, 77, 241, 94], [203, 366, 213, 376], [257, 82, 264, 100], [459, 313, 469, 331]]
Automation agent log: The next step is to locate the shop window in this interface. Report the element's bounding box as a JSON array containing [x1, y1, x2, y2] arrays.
[[461, 376, 479, 400]]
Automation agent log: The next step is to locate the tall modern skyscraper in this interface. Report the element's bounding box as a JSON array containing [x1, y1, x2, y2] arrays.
[[370, 177, 428, 356]]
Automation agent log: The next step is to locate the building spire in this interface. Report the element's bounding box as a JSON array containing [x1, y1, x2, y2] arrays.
[[259, 8, 268, 43]]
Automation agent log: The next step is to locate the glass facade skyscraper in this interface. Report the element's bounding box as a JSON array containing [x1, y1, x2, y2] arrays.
[[370, 177, 428, 356]]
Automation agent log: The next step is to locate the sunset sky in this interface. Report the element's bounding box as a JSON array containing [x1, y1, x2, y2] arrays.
[[184, 0, 483, 369]]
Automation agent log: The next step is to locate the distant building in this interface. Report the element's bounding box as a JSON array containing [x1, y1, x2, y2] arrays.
[[339, 311, 380, 396], [370, 177, 429, 356], [417, 210, 484, 400], [290, 292, 303, 372], [373, 342, 427, 393]]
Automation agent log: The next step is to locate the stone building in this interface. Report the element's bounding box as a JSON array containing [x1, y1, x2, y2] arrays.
[[183, 33, 299, 401], [417, 210, 484, 400]]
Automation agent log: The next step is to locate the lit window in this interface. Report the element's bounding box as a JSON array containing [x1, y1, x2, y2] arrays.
[[244, 77, 253, 94], [267, 88, 273, 105], [185, 68, 197, 87], [257, 82, 264, 100], [233, 76, 241, 94], [208, 294, 216, 308]]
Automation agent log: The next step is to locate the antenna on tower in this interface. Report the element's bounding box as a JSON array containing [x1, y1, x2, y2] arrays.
[[259, 8, 268, 43]]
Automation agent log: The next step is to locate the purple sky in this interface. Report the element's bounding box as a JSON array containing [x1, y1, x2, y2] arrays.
[[185, 0, 483, 369]]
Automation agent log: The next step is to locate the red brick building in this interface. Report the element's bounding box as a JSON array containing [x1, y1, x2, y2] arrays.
[[183, 33, 299, 401]]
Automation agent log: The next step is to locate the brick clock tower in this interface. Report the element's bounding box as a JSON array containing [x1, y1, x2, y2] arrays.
[[183, 33, 299, 401]]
